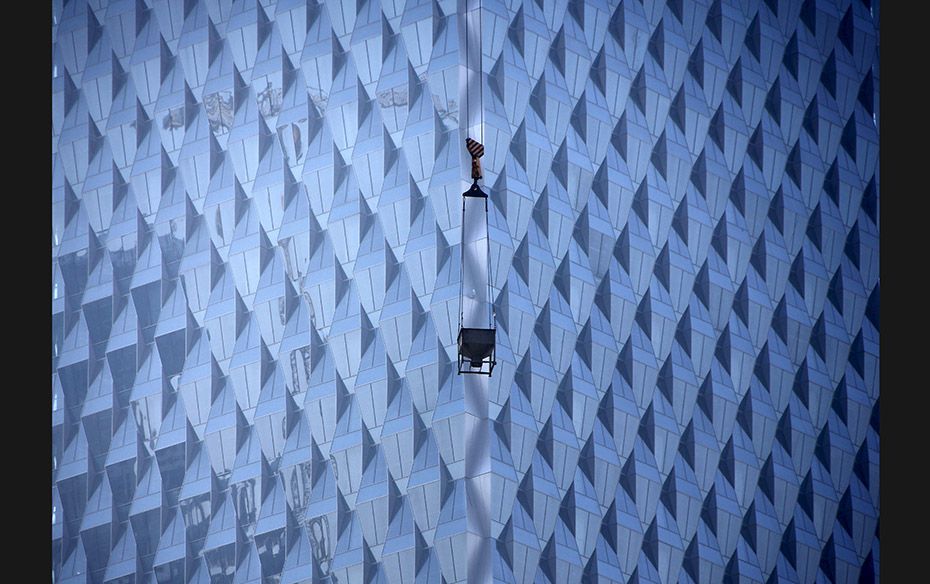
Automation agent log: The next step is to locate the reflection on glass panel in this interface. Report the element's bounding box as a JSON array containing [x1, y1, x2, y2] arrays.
[[51, 1, 880, 581]]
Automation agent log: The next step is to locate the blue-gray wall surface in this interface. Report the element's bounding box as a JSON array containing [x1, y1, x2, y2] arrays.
[[51, 0, 880, 582]]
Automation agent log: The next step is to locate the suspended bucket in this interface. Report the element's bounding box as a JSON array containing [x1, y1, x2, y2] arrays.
[[458, 140, 496, 376]]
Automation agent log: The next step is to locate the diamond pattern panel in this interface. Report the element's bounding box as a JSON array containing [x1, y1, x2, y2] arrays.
[[52, 0, 879, 583]]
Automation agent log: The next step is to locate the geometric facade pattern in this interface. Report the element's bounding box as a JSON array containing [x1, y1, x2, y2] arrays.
[[52, 0, 879, 582]]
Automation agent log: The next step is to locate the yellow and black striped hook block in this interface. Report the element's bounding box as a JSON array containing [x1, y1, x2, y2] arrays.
[[466, 137, 484, 180]]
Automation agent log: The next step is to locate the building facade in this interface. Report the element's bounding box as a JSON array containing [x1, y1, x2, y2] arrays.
[[52, 0, 879, 582]]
